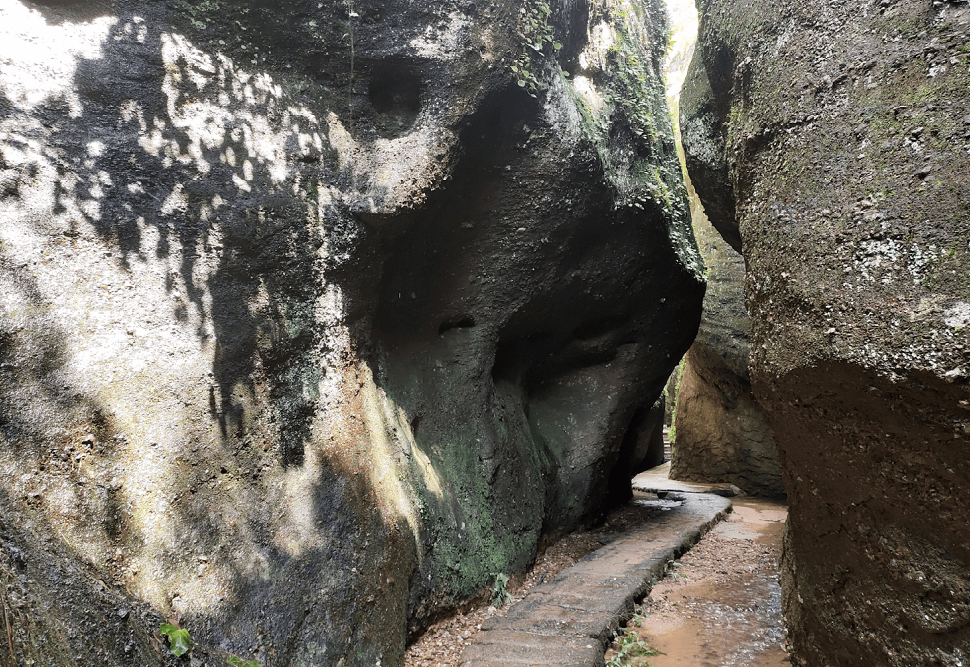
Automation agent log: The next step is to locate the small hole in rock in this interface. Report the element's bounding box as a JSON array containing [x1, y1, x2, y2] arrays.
[[438, 317, 476, 335]]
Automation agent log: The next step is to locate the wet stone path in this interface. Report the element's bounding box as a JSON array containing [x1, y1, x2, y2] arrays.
[[410, 468, 789, 667], [459, 493, 732, 666], [609, 498, 790, 667]]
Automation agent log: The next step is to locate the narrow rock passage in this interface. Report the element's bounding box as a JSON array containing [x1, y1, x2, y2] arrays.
[[607, 498, 789, 667]]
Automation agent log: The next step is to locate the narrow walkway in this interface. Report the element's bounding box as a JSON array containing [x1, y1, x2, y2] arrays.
[[459, 492, 731, 666], [633, 461, 743, 497]]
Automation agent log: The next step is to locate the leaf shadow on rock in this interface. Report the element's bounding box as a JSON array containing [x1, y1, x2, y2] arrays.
[[0, 1, 417, 664]]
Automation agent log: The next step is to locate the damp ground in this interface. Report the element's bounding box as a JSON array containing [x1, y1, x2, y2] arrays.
[[606, 497, 789, 667]]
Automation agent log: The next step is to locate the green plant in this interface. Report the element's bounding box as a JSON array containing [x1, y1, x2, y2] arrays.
[[490, 573, 512, 608], [228, 656, 261, 667], [606, 623, 661, 666], [159, 622, 194, 657], [606, 605, 661, 667], [667, 358, 687, 444], [510, 1, 562, 94]]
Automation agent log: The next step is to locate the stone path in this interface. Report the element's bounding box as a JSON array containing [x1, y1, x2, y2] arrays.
[[459, 492, 732, 666], [633, 461, 743, 497]]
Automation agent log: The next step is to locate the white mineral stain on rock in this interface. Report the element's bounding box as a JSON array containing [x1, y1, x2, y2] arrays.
[[409, 11, 469, 59], [945, 302, 970, 329], [579, 21, 616, 72], [571, 75, 606, 113]]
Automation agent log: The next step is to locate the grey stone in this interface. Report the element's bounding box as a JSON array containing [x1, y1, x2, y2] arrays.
[[461, 494, 731, 666], [0, 0, 703, 663]]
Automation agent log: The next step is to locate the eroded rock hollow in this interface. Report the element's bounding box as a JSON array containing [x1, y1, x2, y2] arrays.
[[0, 0, 702, 664], [684, 0, 970, 664]]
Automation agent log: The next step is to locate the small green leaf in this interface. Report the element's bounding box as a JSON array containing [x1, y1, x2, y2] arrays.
[[228, 657, 260, 667], [159, 622, 194, 657], [517, 80, 527, 87], [553, 41, 562, 51]]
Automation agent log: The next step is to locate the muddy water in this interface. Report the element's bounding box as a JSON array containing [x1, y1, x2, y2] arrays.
[[635, 498, 789, 667]]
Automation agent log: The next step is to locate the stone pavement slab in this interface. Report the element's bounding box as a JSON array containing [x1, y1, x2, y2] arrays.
[[632, 461, 744, 496], [459, 493, 731, 666]]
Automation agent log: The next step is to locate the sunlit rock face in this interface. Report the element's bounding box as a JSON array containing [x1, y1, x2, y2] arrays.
[[670, 197, 781, 498], [684, 0, 970, 664], [0, 0, 702, 664]]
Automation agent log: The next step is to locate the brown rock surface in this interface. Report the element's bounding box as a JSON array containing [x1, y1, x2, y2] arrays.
[[683, 0, 970, 664], [671, 200, 782, 498]]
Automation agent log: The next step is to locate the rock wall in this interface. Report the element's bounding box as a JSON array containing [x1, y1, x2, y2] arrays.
[[670, 194, 782, 497], [684, 0, 970, 664], [0, 0, 702, 664]]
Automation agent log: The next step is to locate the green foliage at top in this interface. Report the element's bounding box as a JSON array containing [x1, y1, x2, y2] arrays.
[[510, 1, 563, 94], [159, 623, 194, 657]]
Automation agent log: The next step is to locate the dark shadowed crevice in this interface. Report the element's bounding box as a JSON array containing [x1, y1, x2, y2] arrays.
[[368, 59, 422, 137], [438, 316, 476, 335]]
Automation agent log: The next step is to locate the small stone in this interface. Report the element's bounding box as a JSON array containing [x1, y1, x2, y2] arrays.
[[916, 165, 932, 178], [944, 367, 966, 382], [117, 608, 129, 619]]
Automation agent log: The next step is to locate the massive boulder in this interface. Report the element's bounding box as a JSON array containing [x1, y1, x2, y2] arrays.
[[684, 0, 970, 664], [670, 195, 782, 497], [0, 0, 702, 664]]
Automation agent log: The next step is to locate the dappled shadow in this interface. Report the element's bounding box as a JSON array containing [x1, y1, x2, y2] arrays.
[[0, 0, 413, 663]]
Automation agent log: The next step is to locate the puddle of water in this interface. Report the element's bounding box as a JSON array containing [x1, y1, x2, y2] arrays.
[[622, 498, 790, 667], [642, 575, 788, 667], [714, 498, 787, 545]]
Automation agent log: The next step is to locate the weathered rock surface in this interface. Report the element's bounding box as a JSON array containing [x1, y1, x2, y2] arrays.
[[670, 197, 782, 497], [684, 0, 970, 665], [0, 0, 702, 664]]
